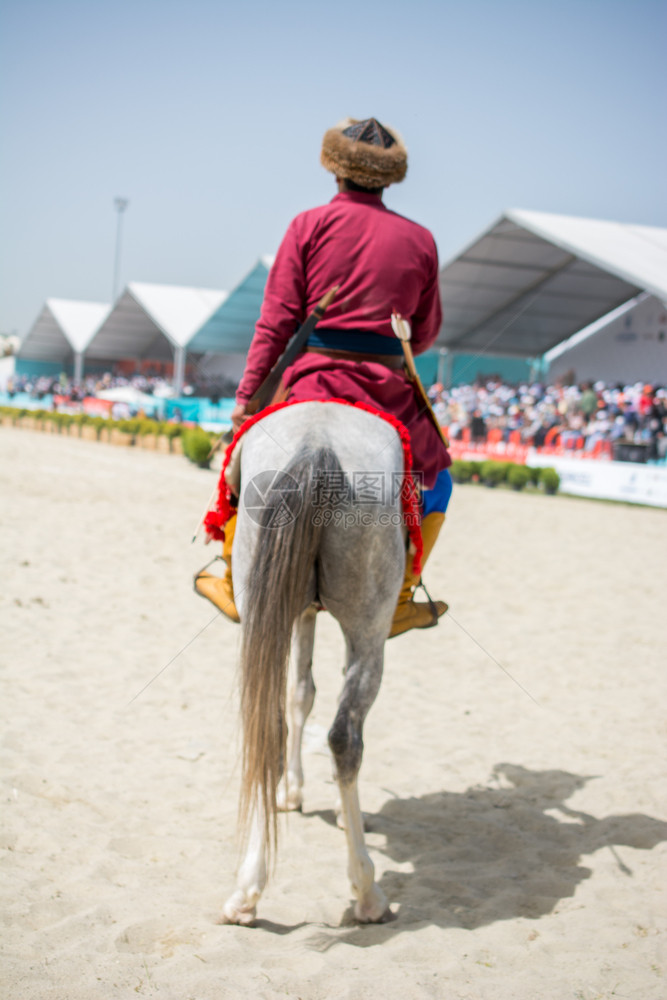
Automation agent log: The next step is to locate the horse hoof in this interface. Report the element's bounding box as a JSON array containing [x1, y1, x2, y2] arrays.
[[354, 886, 390, 924], [277, 784, 303, 812], [221, 891, 257, 926]]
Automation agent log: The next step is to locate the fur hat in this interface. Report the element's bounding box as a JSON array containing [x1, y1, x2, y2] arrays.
[[320, 117, 407, 188]]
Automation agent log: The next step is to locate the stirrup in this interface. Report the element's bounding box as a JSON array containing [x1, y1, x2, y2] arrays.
[[414, 578, 441, 628], [193, 554, 225, 588]]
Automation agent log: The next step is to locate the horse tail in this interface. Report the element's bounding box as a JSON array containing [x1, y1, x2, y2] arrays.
[[238, 447, 337, 860]]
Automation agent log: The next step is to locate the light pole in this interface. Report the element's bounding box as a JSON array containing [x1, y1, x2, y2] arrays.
[[112, 197, 129, 302], [437, 347, 453, 388]]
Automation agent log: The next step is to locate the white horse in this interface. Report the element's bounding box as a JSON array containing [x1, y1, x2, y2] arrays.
[[221, 402, 408, 925]]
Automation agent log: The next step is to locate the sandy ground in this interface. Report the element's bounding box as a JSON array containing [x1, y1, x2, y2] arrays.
[[1, 426, 666, 1000]]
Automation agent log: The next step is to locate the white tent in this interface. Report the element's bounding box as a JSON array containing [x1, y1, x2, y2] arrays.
[[18, 299, 111, 381], [545, 293, 667, 384], [437, 210, 667, 361], [186, 256, 275, 390], [188, 256, 274, 355], [85, 282, 227, 393]]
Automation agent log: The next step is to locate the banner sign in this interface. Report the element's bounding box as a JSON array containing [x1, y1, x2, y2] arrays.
[[447, 438, 667, 507], [527, 454, 667, 508]]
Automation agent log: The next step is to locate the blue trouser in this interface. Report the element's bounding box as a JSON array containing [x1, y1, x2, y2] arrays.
[[421, 468, 453, 517]]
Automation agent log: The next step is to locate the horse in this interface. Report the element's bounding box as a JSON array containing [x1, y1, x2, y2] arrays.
[[221, 401, 410, 926]]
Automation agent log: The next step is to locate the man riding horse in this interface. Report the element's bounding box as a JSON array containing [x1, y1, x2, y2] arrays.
[[195, 116, 452, 637]]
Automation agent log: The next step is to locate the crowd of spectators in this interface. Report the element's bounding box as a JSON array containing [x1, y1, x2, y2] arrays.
[[3, 368, 666, 462], [3, 369, 239, 403], [4, 371, 176, 401], [428, 378, 667, 462]]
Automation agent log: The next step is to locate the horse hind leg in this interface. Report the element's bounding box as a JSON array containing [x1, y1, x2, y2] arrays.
[[224, 609, 316, 922], [222, 797, 267, 926], [277, 606, 317, 812], [328, 640, 390, 923]]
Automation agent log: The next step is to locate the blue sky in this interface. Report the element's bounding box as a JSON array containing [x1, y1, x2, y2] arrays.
[[1, 0, 665, 337]]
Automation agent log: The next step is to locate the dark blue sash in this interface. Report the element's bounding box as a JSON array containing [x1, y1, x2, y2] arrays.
[[307, 328, 404, 356]]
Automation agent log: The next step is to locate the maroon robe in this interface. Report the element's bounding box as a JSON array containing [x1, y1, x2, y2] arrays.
[[236, 190, 450, 487]]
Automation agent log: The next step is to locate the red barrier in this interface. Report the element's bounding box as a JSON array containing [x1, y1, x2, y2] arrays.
[[447, 435, 613, 464], [82, 397, 113, 417], [53, 394, 78, 410], [52, 395, 114, 417], [448, 439, 531, 463]]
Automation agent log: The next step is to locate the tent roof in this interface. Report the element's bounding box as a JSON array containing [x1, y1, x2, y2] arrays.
[[85, 282, 227, 361], [545, 293, 667, 384], [18, 299, 110, 361], [437, 210, 667, 358], [188, 256, 274, 354], [544, 293, 646, 363]]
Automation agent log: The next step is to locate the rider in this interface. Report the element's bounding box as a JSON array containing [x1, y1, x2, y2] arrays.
[[195, 116, 453, 637]]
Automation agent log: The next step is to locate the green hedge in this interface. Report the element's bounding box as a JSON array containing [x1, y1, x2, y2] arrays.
[[507, 465, 531, 491], [182, 427, 214, 468], [449, 458, 560, 495], [1, 405, 187, 446], [450, 459, 474, 483], [540, 467, 561, 494], [480, 460, 511, 486], [0, 406, 562, 490], [160, 421, 182, 439]]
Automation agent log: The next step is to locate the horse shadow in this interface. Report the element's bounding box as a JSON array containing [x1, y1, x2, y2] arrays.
[[305, 763, 667, 950]]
